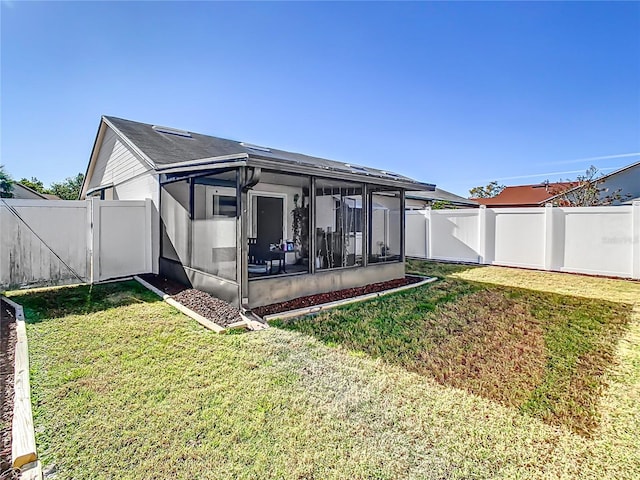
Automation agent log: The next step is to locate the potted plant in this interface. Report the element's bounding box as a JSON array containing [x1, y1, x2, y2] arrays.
[[291, 193, 309, 264]]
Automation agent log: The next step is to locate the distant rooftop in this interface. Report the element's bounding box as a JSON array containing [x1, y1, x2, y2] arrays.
[[473, 182, 578, 207], [407, 187, 478, 207]]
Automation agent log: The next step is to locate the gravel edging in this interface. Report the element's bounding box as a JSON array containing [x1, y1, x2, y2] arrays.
[[133, 276, 263, 333], [261, 276, 437, 321], [1, 299, 16, 474], [253, 275, 430, 318], [1, 296, 42, 480]]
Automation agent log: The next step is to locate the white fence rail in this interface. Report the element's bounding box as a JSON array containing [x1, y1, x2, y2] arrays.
[[406, 201, 640, 280], [0, 198, 152, 289]]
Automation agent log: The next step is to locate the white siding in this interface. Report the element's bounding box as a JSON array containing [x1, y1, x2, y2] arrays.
[[88, 127, 151, 190], [405, 198, 428, 210], [600, 165, 640, 205]]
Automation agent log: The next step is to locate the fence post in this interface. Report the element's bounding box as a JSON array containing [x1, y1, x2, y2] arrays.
[[478, 205, 486, 264], [144, 198, 153, 274], [543, 203, 555, 271], [90, 198, 100, 283], [633, 200, 640, 280], [425, 207, 432, 259]]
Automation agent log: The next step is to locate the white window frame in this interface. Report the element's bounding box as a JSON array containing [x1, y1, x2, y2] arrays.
[[247, 190, 288, 241]]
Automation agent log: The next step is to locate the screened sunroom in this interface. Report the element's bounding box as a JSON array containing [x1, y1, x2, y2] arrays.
[[159, 162, 432, 309]]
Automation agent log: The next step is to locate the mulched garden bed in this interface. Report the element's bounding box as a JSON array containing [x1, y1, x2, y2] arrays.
[[138, 274, 243, 328], [0, 299, 17, 473], [252, 276, 425, 318]]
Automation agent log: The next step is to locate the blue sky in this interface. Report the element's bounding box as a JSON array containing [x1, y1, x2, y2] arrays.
[[1, 1, 638, 196]]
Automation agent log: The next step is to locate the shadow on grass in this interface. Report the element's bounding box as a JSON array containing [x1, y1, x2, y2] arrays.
[[406, 258, 482, 279], [273, 269, 631, 436], [6, 280, 161, 324]]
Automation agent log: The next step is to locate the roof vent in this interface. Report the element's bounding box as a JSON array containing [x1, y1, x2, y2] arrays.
[[240, 142, 271, 153], [152, 125, 192, 138], [345, 163, 370, 174]]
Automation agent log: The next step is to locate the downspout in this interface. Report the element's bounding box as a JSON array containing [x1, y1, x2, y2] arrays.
[[238, 167, 261, 310]]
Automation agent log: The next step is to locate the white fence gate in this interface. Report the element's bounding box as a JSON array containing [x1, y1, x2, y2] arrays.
[[406, 201, 640, 280], [0, 198, 153, 289]]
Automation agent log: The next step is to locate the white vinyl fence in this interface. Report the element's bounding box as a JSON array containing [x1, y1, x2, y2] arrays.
[[0, 198, 153, 289], [406, 201, 640, 280]]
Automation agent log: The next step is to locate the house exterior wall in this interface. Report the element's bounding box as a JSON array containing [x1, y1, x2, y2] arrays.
[[599, 165, 640, 205], [88, 126, 152, 190], [406, 198, 428, 210]]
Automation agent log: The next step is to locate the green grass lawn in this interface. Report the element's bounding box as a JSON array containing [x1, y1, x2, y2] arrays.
[[276, 261, 632, 436], [6, 265, 640, 479]]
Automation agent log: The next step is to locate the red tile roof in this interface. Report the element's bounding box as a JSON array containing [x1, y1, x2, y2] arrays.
[[473, 182, 578, 207]]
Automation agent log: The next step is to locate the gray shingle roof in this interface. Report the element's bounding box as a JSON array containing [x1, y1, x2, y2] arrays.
[[406, 188, 478, 206], [103, 116, 434, 190]]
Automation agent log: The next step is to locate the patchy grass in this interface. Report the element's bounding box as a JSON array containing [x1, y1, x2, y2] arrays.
[[406, 257, 481, 279], [6, 270, 640, 479], [274, 261, 632, 435]]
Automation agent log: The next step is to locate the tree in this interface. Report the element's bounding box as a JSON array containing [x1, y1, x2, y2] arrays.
[[0, 165, 14, 198], [552, 165, 629, 207], [431, 200, 455, 210], [19, 176, 47, 194], [469, 181, 505, 198], [49, 173, 85, 200]]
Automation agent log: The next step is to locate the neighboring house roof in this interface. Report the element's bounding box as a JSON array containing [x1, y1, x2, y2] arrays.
[[41, 193, 61, 200], [85, 116, 435, 193], [546, 160, 640, 205], [406, 188, 478, 207], [476, 161, 640, 208], [10, 183, 60, 200], [473, 182, 578, 207]]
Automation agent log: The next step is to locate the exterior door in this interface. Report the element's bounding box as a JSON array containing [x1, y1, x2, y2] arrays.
[[256, 196, 283, 254]]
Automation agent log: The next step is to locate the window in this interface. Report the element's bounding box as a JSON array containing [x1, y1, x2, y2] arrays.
[[192, 172, 237, 280], [160, 170, 238, 282], [213, 195, 236, 218], [315, 179, 363, 269], [369, 189, 401, 263]]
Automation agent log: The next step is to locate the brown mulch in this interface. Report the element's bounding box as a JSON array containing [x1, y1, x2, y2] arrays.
[[139, 274, 242, 328], [171, 290, 242, 327], [138, 273, 188, 296], [253, 276, 424, 318], [139, 273, 425, 325], [1, 299, 16, 473]]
